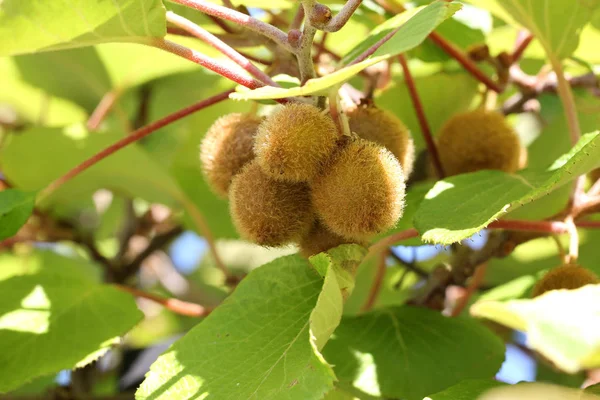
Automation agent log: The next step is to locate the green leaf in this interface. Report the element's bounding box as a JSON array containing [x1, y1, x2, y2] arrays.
[[0, 126, 184, 208], [414, 131, 600, 244], [424, 379, 507, 400], [322, 306, 505, 400], [587, 383, 600, 394], [230, 1, 460, 101], [136, 254, 349, 400], [471, 284, 600, 373], [0, 189, 36, 241], [469, 0, 600, 59], [14, 48, 112, 113], [0, 57, 88, 126], [0, 268, 143, 393], [0, 0, 166, 56], [309, 244, 367, 349], [0, 248, 102, 283]]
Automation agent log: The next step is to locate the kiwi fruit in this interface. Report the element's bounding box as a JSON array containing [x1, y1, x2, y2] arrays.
[[532, 264, 599, 297], [348, 105, 415, 178], [229, 161, 313, 246], [311, 138, 405, 240], [254, 103, 339, 182], [437, 109, 521, 176], [200, 113, 263, 198]]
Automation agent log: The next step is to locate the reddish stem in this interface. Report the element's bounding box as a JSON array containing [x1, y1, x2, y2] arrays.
[[428, 32, 503, 93], [86, 88, 124, 131], [166, 12, 278, 87], [290, 5, 305, 30], [360, 249, 388, 313], [574, 220, 600, 229], [207, 14, 237, 34], [346, 24, 402, 66], [150, 38, 262, 89], [512, 31, 534, 63], [488, 219, 568, 234], [369, 228, 419, 255], [38, 89, 233, 201], [115, 284, 212, 317], [170, 0, 294, 52], [398, 54, 445, 178]]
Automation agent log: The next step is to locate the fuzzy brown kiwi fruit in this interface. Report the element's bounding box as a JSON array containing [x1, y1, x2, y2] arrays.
[[200, 113, 263, 198], [311, 138, 405, 240], [436, 109, 521, 176], [254, 103, 339, 182], [347, 105, 415, 178], [532, 264, 599, 297], [298, 220, 363, 257], [229, 161, 313, 246]]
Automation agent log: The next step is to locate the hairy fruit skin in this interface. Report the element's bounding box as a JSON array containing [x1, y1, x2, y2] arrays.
[[299, 220, 362, 257], [229, 161, 313, 247], [348, 105, 415, 178], [437, 109, 521, 176], [312, 139, 405, 240], [200, 113, 263, 198], [254, 103, 339, 182], [532, 264, 599, 297]]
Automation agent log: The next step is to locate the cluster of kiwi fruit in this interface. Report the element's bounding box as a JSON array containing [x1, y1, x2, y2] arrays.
[[200, 102, 413, 256]]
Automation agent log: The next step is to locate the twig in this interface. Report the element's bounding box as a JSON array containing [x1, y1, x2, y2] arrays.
[[297, 2, 318, 83], [450, 262, 487, 317], [503, 70, 598, 115], [117, 226, 184, 282], [369, 228, 419, 256], [166, 12, 278, 86], [87, 88, 125, 131], [322, 0, 363, 32], [38, 89, 233, 201], [115, 284, 212, 317], [290, 5, 305, 30], [170, 0, 294, 52], [328, 89, 348, 135], [488, 219, 569, 234], [575, 220, 600, 229], [149, 38, 262, 89], [388, 248, 428, 278], [428, 32, 502, 93], [398, 54, 445, 178], [346, 24, 402, 66], [360, 248, 388, 312], [511, 31, 534, 63]]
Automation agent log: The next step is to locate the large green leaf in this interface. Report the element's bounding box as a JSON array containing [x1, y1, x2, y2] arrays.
[[469, 0, 600, 60], [0, 126, 184, 208], [0, 0, 166, 56], [424, 379, 507, 400], [0, 264, 143, 393], [230, 1, 460, 101], [0, 189, 36, 241], [0, 248, 102, 283], [14, 48, 112, 113], [414, 131, 600, 244], [137, 248, 366, 400], [0, 57, 87, 126], [472, 284, 600, 373], [321, 306, 505, 400]]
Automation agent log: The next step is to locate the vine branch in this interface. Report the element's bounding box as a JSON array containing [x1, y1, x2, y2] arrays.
[[148, 38, 262, 89], [322, 0, 363, 32], [398, 54, 445, 178], [115, 284, 212, 317], [166, 11, 278, 86], [170, 0, 294, 52]]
